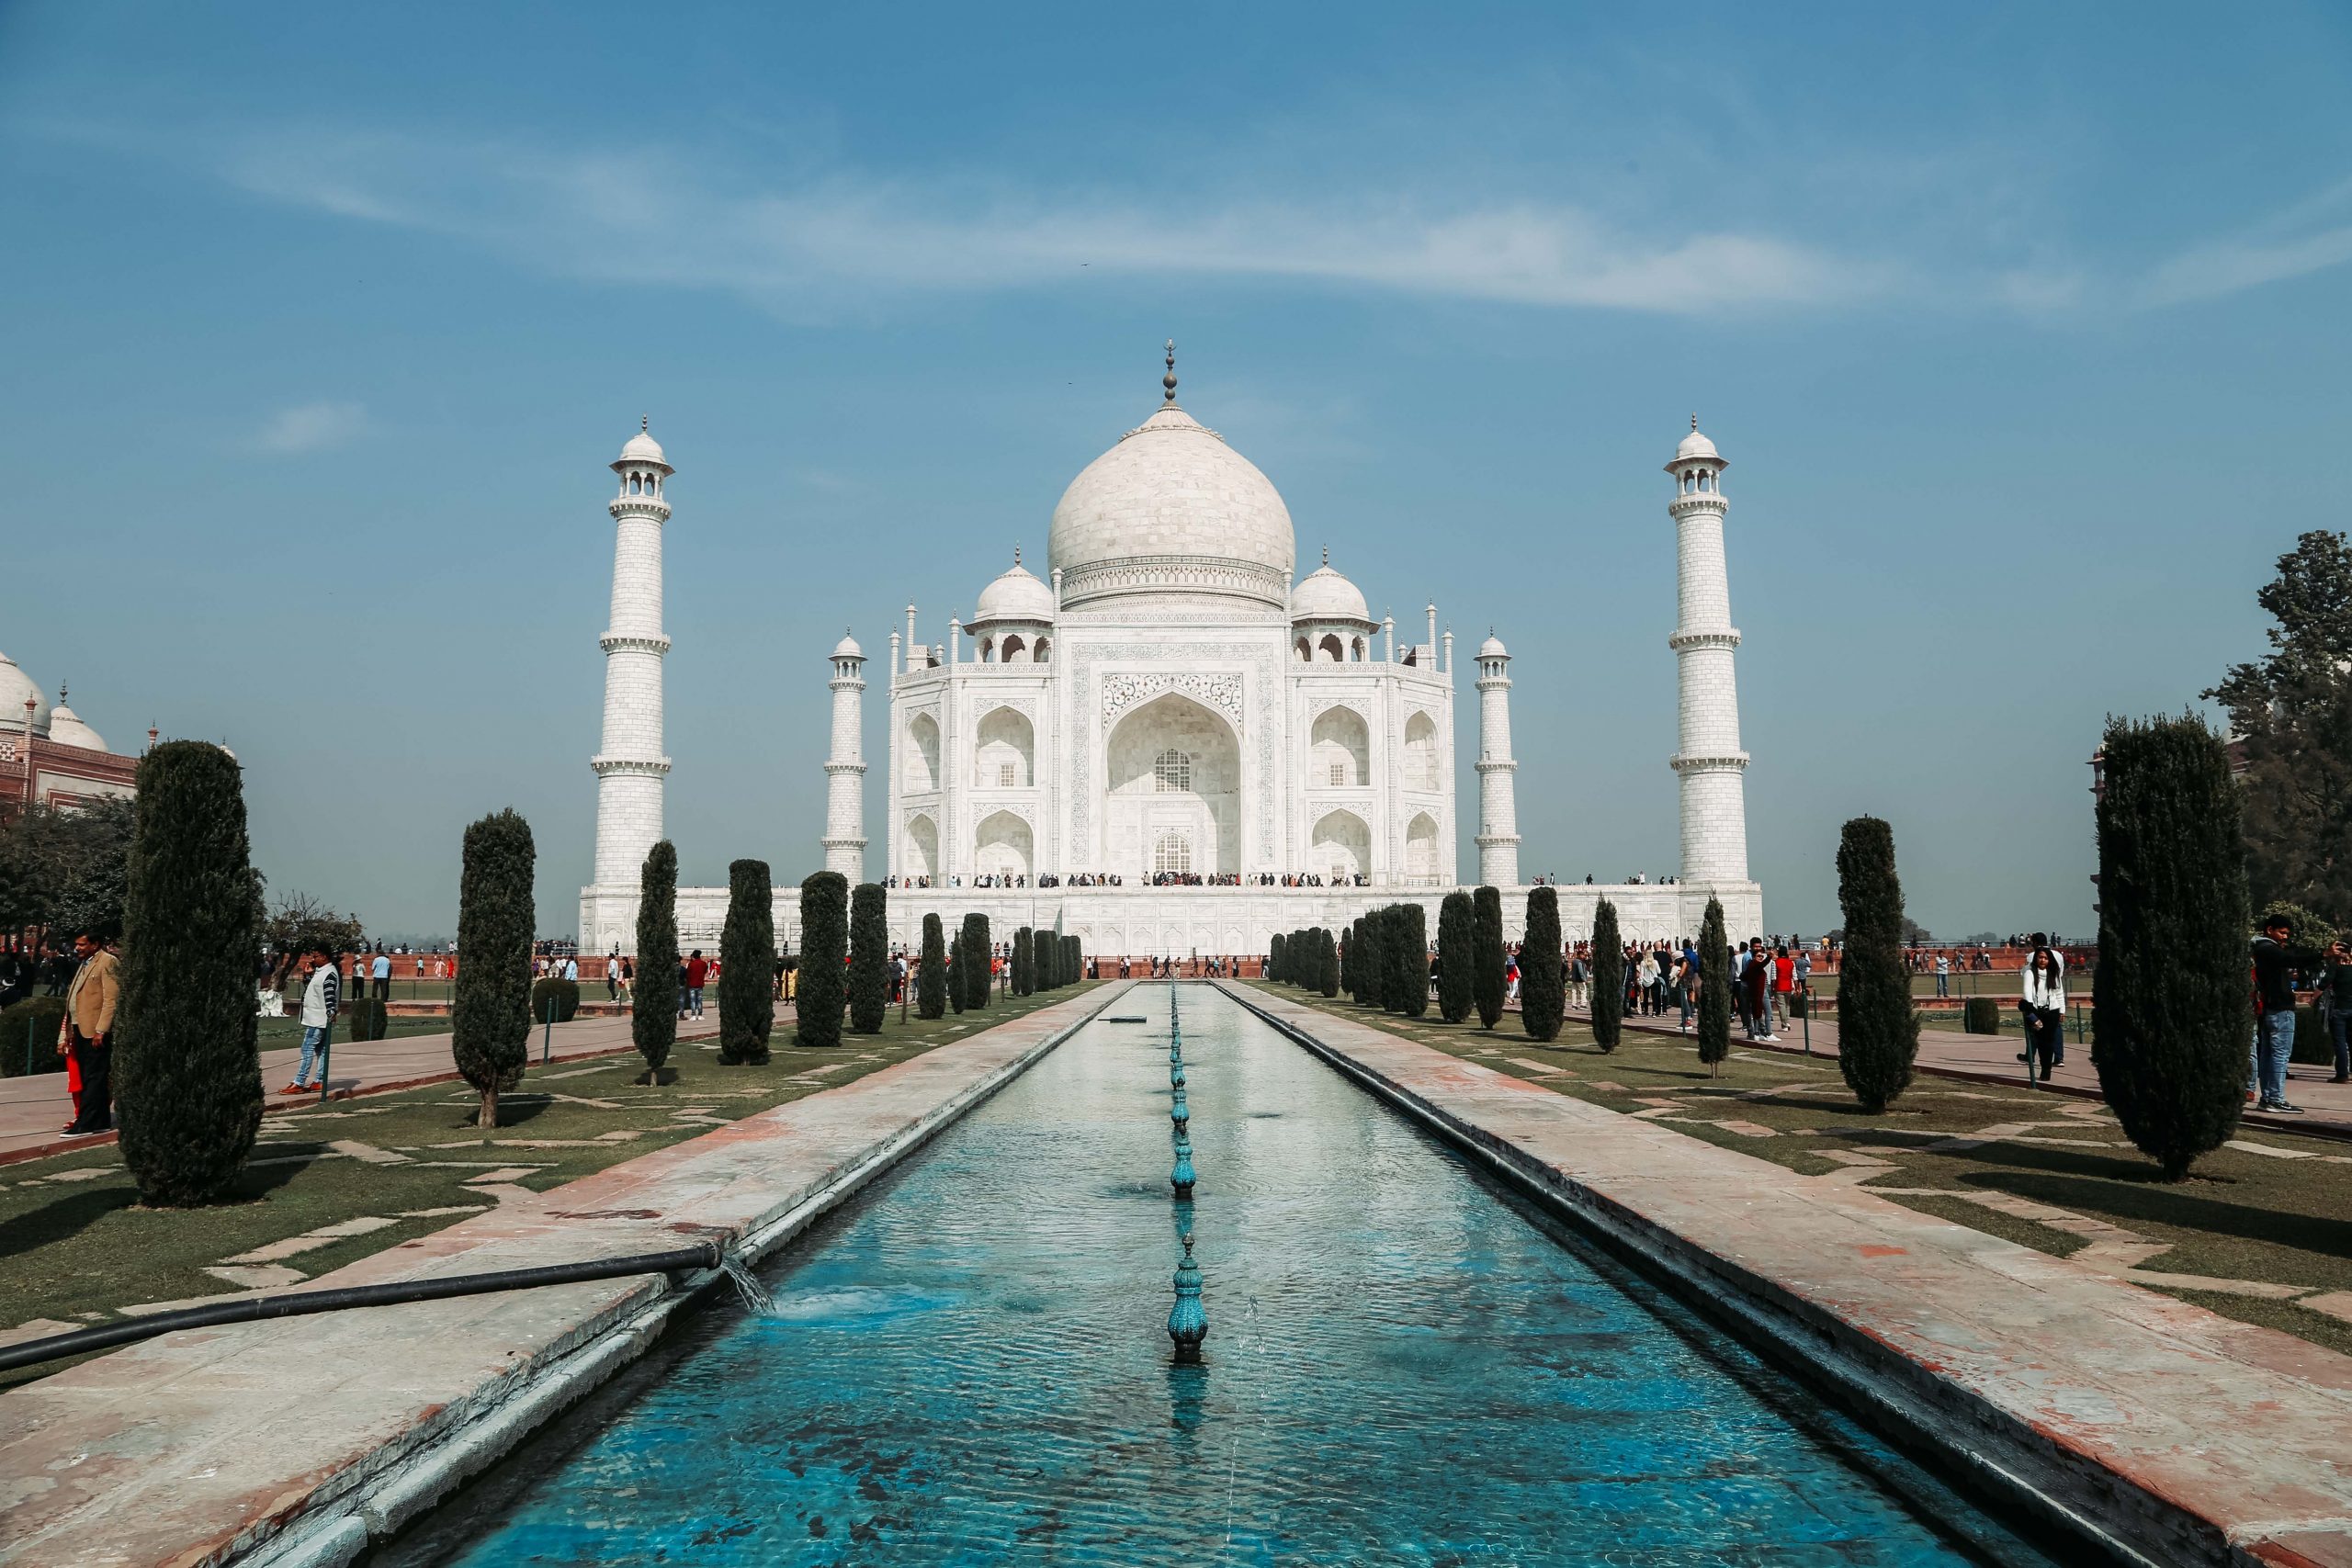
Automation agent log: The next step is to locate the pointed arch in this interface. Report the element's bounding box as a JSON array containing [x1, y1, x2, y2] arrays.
[[974, 809, 1033, 880], [905, 711, 941, 793], [903, 812, 939, 881], [975, 705, 1034, 788], [1310, 705, 1370, 788], [1310, 808, 1373, 883]]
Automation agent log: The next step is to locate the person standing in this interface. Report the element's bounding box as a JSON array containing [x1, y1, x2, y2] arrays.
[[2014, 936, 2065, 1081], [1742, 937, 1776, 1041], [2249, 914, 2320, 1112], [57, 931, 118, 1135], [370, 949, 391, 999], [1771, 943, 1797, 1036], [684, 949, 709, 1021], [1568, 947, 1589, 1011], [285, 947, 340, 1096], [2323, 939, 2352, 1086], [1934, 951, 1951, 999]]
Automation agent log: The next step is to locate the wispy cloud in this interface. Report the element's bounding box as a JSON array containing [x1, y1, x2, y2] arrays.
[[194, 127, 1882, 318], [2136, 175, 2352, 307], [254, 400, 367, 454]]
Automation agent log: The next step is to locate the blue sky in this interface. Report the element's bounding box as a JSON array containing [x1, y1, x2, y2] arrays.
[[4, 2, 2346, 941]]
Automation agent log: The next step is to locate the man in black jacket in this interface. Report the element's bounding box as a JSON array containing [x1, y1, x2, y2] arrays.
[[2251, 913, 2322, 1113]]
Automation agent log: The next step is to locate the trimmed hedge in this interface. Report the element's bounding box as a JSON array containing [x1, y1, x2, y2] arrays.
[[1836, 817, 1919, 1114], [453, 809, 535, 1126], [632, 840, 680, 1073], [1472, 887, 1506, 1031], [797, 872, 849, 1047], [961, 913, 992, 1010], [345, 995, 390, 1042], [1520, 887, 1564, 1042], [718, 859, 775, 1065], [1697, 897, 1732, 1074], [1589, 899, 1623, 1053], [528, 976, 579, 1026], [1962, 996, 2000, 1035], [918, 913, 947, 1018], [848, 883, 888, 1033], [0, 996, 68, 1077]]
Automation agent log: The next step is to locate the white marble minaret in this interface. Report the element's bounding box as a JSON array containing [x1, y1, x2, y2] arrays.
[[1473, 631, 1521, 887], [1667, 418, 1750, 884], [821, 632, 867, 881], [591, 420, 673, 888]]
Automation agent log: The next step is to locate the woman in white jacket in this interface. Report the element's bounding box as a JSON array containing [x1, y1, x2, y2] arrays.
[[2017, 938, 2065, 1082]]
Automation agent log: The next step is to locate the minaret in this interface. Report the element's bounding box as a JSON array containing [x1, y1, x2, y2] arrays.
[[591, 419, 673, 888], [1474, 631, 1521, 887], [822, 631, 868, 880], [1667, 416, 1750, 884]]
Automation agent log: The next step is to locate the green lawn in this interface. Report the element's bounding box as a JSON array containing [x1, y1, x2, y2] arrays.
[[1250, 983, 2352, 1359], [0, 985, 1095, 1388]]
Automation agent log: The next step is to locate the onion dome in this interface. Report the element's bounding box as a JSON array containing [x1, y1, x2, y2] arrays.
[[1671, 415, 1722, 468], [616, 416, 671, 470], [971, 548, 1057, 625], [1478, 631, 1510, 660], [1290, 547, 1373, 625], [831, 630, 864, 660], [46, 686, 106, 751], [0, 652, 50, 738]]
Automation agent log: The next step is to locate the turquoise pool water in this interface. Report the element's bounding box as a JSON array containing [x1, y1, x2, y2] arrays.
[[413, 984, 2057, 1566]]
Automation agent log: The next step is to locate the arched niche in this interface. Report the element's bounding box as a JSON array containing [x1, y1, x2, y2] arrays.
[[1405, 811, 1440, 881], [975, 705, 1035, 788], [905, 712, 941, 793], [1105, 692, 1240, 877], [903, 812, 939, 881], [1404, 710, 1440, 791], [1310, 705, 1370, 789], [1317, 632, 1344, 662], [1001, 633, 1028, 664], [974, 809, 1033, 881], [1311, 808, 1372, 882]]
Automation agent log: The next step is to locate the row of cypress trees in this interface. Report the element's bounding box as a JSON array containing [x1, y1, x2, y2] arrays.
[[1268, 926, 1340, 996]]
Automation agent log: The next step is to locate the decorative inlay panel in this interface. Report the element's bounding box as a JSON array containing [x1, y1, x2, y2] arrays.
[[1103, 671, 1244, 728]]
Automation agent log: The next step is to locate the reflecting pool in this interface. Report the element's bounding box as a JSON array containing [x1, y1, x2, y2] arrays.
[[415, 985, 2057, 1566]]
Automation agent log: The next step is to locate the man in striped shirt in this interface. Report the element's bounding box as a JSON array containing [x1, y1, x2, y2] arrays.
[[285, 948, 341, 1095]]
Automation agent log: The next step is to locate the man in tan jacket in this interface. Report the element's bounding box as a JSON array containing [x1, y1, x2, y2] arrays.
[[59, 931, 119, 1135]]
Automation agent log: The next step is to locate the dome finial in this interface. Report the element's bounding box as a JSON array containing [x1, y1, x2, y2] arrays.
[[642, 414, 650, 433], [1013, 544, 1022, 568], [1321, 544, 1329, 568], [1163, 339, 1178, 404], [1690, 412, 1699, 433]]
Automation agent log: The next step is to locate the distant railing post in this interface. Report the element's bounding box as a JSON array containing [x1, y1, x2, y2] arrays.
[[542, 998, 555, 1065]]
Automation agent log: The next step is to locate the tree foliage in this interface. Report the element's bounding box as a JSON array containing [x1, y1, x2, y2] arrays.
[[1435, 891, 1474, 1024], [1012, 926, 1032, 996], [961, 913, 992, 1010], [718, 858, 773, 1064], [1269, 931, 1287, 985], [1318, 926, 1339, 998], [1836, 817, 1919, 1112], [1697, 897, 1732, 1075], [264, 889, 366, 968], [0, 795, 137, 941], [1589, 899, 1623, 1053], [115, 742, 263, 1205], [917, 912, 947, 1018], [1472, 886, 1505, 1030], [632, 840, 680, 1075], [848, 882, 888, 1033], [1520, 886, 1564, 1042], [2094, 716, 2253, 1179], [453, 808, 535, 1127], [2206, 530, 2352, 930], [797, 871, 848, 1047]]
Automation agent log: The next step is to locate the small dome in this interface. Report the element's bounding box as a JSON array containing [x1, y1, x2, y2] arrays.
[[47, 692, 106, 752], [0, 653, 50, 739], [616, 419, 670, 468], [1290, 556, 1371, 624], [1674, 428, 1720, 464], [1478, 632, 1510, 660], [831, 630, 864, 660], [972, 554, 1057, 625]]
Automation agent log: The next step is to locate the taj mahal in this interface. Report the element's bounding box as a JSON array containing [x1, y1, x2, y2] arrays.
[[578, 348, 1762, 957]]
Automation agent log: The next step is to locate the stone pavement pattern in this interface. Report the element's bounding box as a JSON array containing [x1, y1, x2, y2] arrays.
[[0, 984, 1125, 1568], [1240, 984, 2352, 1567]]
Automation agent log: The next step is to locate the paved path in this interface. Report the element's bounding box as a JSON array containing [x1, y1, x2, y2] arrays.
[[0, 983, 1126, 1568], [0, 1008, 770, 1165], [1238, 984, 2352, 1567], [1572, 1003, 2352, 1139]]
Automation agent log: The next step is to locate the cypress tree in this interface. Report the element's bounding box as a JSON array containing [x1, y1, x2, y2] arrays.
[[917, 912, 947, 1018], [1067, 934, 1082, 983], [1270, 931, 1286, 985], [2095, 716, 2254, 1179], [1340, 922, 1356, 998], [1520, 886, 1565, 1043], [962, 913, 992, 1010], [114, 740, 264, 1205], [453, 809, 536, 1125], [718, 858, 773, 1065], [847, 882, 888, 1033], [1436, 891, 1475, 1024], [1836, 816, 1920, 1112], [1319, 927, 1339, 998], [631, 840, 680, 1077], [1364, 909, 1390, 1008], [1399, 904, 1430, 1017], [1590, 898, 1624, 1053], [797, 871, 848, 1047], [948, 927, 966, 1012], [1012, 926, 1033, 996], [1472, 886, 1506, 1030], [1697, 897, 1733, 1076]]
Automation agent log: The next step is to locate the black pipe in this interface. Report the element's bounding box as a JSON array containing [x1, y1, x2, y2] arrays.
[[0, 1238, 724, 1375]]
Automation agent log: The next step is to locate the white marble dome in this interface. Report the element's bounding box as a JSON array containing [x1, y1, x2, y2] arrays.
[[1048, 402, 1295, 608], [831, 631, 864, 660], [1290, 557, 1371, 624], [0, 653, 50, 738], [1674, 428, 1720, 464], [1478, 632, 1510, 660], [972, 554, 1057, 625], [47, 694, 105, 751], [617, 422, 669, 468]]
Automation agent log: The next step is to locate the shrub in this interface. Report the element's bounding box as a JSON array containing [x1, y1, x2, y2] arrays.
[[1697, 898, 1732, 1075], [1473, 887, 1505, 1030], [451, 809, 535, 1128], [1837, 817, 1920, 1114], [1066, 934, 1082, 984], [961, 913, 992, 1010], [2094, 715, 2254, 1179], [528, 976, 579, 1026], [848, 883, 888, 1033], [1962, 996, 2001, 1035], [1435, 892, 1475, 1024], [345, 995, 390, 1043], [718, 859, 774, 1065], [0, 996, 69, 1077], [1270, 932, 1287, 985], [1520, 887, 1564, 1043], [1589, 899, 1624, 1053], [632, 840, 680, 1073], [1012, 927, 1033, 996], [1340, 922, 1356, 998], [115, 740, 266, 1203], [797, 872, 848, 1048], [917, 913, 947, 1018], [1319, 927, 1339, 998]]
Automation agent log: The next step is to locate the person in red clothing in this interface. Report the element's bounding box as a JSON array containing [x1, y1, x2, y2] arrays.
[[1770, 943, 1797, 1036], [684, 950, 709, 1021]]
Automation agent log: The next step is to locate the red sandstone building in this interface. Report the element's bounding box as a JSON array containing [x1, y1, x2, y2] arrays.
[[0, 651, 144, 824]]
